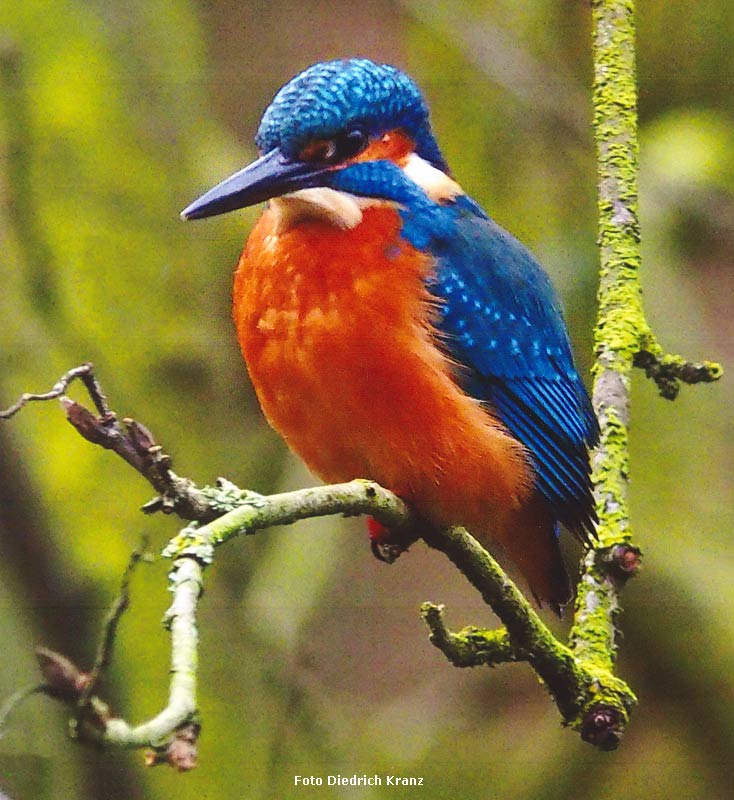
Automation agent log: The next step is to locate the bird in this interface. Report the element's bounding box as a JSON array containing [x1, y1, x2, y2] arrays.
[[181, 58, 599, 610]]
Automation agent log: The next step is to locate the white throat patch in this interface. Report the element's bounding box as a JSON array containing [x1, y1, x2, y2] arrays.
[[270, 188, 367, 232]]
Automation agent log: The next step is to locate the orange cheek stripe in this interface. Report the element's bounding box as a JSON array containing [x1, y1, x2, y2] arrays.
[[349, 129, 414, 165], [296, 129, 415, 167]]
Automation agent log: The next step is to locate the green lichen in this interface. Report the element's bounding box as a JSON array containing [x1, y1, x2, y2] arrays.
[[571, 566, 620, 671], [162, 522, 216, 564], [200, 479, 266, 514], [592, 406, 633, 546], [591, 0, 645, 381], [420, 603, 519, 668], [162, 480, 411, 563], [589, 0, 640, 574], [564, 0, 642, 736]]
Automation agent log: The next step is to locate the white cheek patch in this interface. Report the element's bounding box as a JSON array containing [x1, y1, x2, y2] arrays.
[[271, 188, 365, 231], [401, 153, 463, 203]]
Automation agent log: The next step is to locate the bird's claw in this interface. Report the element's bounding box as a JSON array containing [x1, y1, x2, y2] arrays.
[[367, 515, 416, 563], [370, 538, 406, 564]]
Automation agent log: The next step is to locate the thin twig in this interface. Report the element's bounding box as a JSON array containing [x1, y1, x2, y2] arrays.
[[634, 349, 723, 400], [0, 684, 46, 734], [1, 362, 215, 520], [0, 363, 95, 420], [78, 538, 148, 708], [420, 603, 518, 668]]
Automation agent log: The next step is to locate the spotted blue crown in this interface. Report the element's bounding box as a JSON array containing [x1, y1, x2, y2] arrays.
[[255, 59, 448, 171]]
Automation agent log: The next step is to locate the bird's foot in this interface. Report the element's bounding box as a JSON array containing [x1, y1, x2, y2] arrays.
[[367, 516, 419, 563]]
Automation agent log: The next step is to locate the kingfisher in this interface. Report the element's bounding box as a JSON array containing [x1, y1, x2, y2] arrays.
[[182, 59, 598, 609]]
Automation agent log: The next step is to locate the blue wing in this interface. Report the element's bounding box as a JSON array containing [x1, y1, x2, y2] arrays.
[[427, 196, 599, 541]]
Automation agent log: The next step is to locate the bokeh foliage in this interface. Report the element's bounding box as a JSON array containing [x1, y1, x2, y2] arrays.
[[0, 1, 731, 798]]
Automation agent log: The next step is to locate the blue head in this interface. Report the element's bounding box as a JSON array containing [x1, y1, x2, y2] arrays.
[[256, 59, 446, 168], [181, 59, 451, 221]]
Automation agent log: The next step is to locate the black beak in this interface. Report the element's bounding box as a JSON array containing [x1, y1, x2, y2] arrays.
[[180, 148, 333, 220]]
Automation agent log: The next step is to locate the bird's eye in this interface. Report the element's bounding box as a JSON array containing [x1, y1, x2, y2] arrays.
[[332, 129, 368, 160], [300, 129, 368, 164]]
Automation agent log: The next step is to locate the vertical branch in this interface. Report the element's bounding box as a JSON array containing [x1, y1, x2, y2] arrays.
[[590, 0, 642, 536], [571, 0, 642, 674], [570, 3, 719, 748]]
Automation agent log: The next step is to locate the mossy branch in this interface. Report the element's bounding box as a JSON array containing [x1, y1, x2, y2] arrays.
[[419, 604, 519, 668], [22, 539, 202, 769], [568, 0, 719, 676]]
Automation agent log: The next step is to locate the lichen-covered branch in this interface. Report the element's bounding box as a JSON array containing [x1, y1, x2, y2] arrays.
[[96, 556, 202, 756], [421, 526, 635, 748], [568, 0, 720, 735], [571, 0, 642, 682], [589, 0, 643, 553], [164, 485, 635, 746], [162, 480, 411, 563], [422, 0, 720, 750], [586, 0, 722, 551], [25, 545, 203, 770], [420, 603, 518, 668]]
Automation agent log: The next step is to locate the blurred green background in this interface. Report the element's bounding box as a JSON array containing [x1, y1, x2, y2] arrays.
[[0, 1, 732, 798]]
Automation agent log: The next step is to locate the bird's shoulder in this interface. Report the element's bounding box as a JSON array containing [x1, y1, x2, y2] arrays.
[[427, 196, 576, 380]]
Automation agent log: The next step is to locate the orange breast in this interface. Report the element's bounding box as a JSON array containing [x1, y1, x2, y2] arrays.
[[233, 205, 532, 537]]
